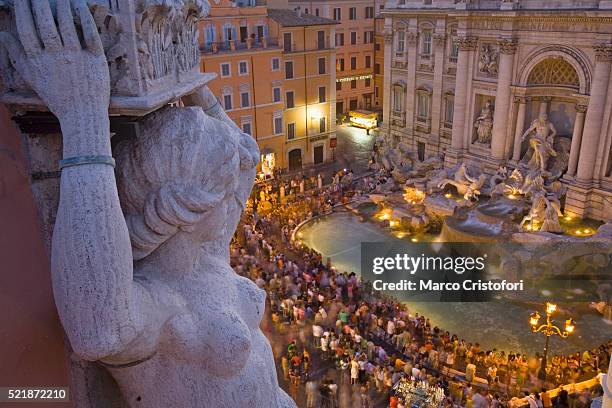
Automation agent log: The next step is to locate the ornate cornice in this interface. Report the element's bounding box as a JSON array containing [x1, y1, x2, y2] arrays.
[[498, 38, 518, 54], [594, 44, 612, 62], [455, 36, 478, 51], [384, 31, 393, 45]]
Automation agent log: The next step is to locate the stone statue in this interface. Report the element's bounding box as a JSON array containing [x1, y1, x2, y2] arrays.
[[0, 1, 294, 407], [474, 101, 494, 145], [521, 113, 557, 173], [438, 163, 487, 201]]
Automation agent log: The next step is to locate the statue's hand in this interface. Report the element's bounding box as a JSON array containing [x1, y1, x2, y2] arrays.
[[1, 0, 109, 127]]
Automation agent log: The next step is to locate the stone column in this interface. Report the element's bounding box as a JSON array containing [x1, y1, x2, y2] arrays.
[[539, 96, 552, 115], [511, 96, 527, 161], [450, 36, 478, 151], [576, 44, 612, 182], [491, 38, 517, 160], [382, 24, 394, 130], [431, 33, 447, 141], [566, 104, 588, 177], [404, 31, 419, 133]]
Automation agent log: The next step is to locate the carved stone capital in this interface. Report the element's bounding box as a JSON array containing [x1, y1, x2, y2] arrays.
[[384, 31, 393, 45], [594, 44, 612, 62], [513, 96, 528, 104], [455, 36, 478, 51], [433, 34, 447, 46], [575, 104, 588, 114], [406, 32, 418, 45], [497, 38, 518, 54]]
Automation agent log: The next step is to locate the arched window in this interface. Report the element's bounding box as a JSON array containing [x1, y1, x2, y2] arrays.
[[527, 58, 580, 89]]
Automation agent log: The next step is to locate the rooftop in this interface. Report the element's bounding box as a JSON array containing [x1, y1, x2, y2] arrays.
[[267, 8, 338, 27]]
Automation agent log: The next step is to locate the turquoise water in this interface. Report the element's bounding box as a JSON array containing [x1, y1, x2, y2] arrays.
[[297, 212, 611, 355]]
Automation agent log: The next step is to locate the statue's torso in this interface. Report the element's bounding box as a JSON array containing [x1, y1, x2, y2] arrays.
[[107, 261, 288, 408]]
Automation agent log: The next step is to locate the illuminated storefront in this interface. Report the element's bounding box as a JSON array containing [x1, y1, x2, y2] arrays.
[[349, 110, 378, 129], [259, 148, 276, 180]]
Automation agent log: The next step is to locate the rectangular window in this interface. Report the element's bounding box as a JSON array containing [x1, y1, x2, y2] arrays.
[[239, 26, 247, 43], [319, 117, 326, 133], [271, 57, 280, 71], [375, 42, 380, 51], [238, 61, 248, 75], [221, 63, 231, 77], [349, 7, 356, 20], [241, 92, 250, 108], [336, 81, 342, 91], [350, 31, 357, 45], [364, 31, 374, 44], [335, 33, 344, 47], [317, 31, 325, 49], [397, 32, 405, 53], [315, 8, 319, 16], [318, 86, 326, 103], [318, 57, 326, 75], [365, 6, 374, 18], [421, 30, 432, 55], [337, 58, 345, 71], [444, 97, 454, 124], [286, 91, 295, 108], [223, 94, 232, 110], [333, 8, 341, 21], [365, 55, 371, 68], [418, 142, 425, 162], [285, 61, 294, 79], [417, 93, 430, 118], [350, 57, 357, 70], [375, 86, 379, 97], [375, 63, 381, 74], [273, 87, 281, 103], [450, 40, 459, 61], [365, 78, 371, 87], [242, 122, 252, 135], [274, 117, 283, 134], [283, 33, 292, 52], [351, 79, 356, 89], [287, 122, 296, 139]]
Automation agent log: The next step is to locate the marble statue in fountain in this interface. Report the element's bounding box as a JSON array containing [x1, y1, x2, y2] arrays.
[[438, 163, 487, 202], [0, 1, 295, 407], [521, 113, 558, 173]]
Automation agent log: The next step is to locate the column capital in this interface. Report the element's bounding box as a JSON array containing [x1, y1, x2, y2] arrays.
[[513, 96, 528, 104], [406, 32, 418, 45], [384, 31, 393, 45], [497, 38, 518, 54], [594, 44, 612, 62], [433, 34, 447, 46], [575, 104, 588, 114], [455, 36, 478, 51]]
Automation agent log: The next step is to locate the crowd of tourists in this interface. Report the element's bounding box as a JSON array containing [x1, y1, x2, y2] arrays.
[[229, 170, 610, 408]]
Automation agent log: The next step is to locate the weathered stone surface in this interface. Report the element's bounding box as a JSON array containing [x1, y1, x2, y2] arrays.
[[0, 1, 295, 406]]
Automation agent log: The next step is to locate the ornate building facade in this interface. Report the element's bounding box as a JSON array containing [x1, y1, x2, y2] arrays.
[[382, 0, 612, 221]]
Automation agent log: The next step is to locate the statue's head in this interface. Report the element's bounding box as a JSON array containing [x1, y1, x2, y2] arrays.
[[538, 113, 548, 122], [114, 106, 257, 261]]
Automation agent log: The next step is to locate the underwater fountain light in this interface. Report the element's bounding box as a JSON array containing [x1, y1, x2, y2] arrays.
[[411, 238, 418, 243], [445, 193, 452, 199]]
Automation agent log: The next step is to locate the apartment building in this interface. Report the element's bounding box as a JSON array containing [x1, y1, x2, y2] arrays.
[[199, 1, 337, 173], [286, 0, 386, 116]]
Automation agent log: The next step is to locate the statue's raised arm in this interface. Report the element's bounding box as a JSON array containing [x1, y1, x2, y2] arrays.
[[1, 0, 147, 361]]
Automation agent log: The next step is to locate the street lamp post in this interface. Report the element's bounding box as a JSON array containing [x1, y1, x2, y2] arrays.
[[529, 302, 576, 381]]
